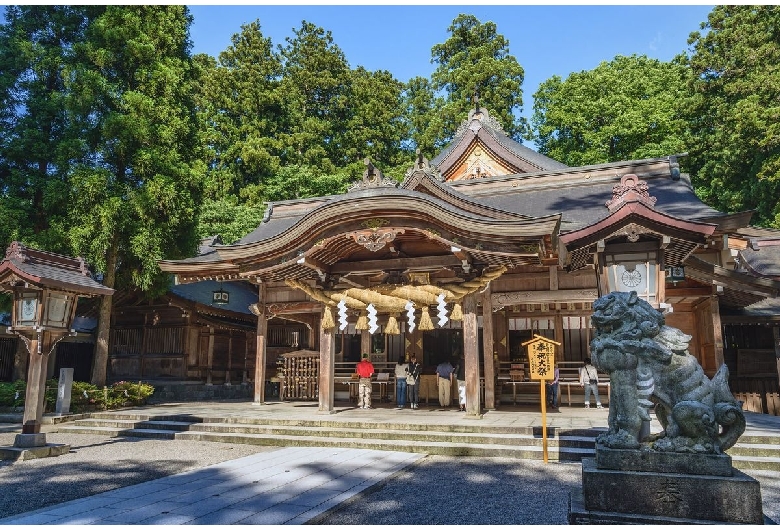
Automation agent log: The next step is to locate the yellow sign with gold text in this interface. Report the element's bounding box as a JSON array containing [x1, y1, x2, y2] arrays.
[[523, 335, 560, 381]]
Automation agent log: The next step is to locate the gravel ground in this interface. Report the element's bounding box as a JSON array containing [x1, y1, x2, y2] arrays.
[[0, 430, 275, 520], [0, 430, 778, 524], [315, 457, 780, 525]]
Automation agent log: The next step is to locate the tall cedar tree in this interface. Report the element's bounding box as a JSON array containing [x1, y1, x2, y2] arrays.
[[529, 55, 689, 166], [0, 6, 98, 253], [66, 6, 202, 386], [278, 21, 351, 174], [197, 20, 284, 204], [686, 6, 780, 228], [430, 14, 526, 149]]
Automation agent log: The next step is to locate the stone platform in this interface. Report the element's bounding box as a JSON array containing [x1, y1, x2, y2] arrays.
[[0, 443, 70, 461], [570, 447, 765, 525]]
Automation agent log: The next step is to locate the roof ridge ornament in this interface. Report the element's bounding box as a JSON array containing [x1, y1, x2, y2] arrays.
[[454, 105, 505, 138], [403, 148, 442, 182], [606, 174, 657, 212], [5, 241, 27, 262], [348, 158, 397, 192]]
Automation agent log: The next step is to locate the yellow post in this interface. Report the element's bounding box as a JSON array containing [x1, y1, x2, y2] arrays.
[[541, 381, 548, 463], [522, 334, 560, 466]]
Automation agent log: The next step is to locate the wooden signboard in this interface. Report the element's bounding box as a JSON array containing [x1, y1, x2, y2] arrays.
[[521, 334, 561, 463]]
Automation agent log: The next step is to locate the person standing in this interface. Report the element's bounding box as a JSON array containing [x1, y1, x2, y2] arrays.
[[356, 353, 375, 409], [435, 358, 455, 408], [407, 354, 422, 409], [547, 364, 560, 410], [579, 357, 602, 409], [394, 357, 409, 409], [454, 354, 466, 412]]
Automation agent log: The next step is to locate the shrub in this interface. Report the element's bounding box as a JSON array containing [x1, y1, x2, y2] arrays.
[[0, 379, 155, 412]]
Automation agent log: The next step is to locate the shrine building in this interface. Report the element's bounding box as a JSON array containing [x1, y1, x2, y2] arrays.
[[140, 106, 780, 414]]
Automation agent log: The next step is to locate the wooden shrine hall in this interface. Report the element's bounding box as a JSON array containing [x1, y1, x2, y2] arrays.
[[158, 107, 780, 415]]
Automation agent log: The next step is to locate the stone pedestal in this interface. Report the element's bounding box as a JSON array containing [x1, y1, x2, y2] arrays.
[[14, 432, 47, 448], [569, 445, 765, 524]]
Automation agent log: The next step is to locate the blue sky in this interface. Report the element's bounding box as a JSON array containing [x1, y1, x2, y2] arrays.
[[188, 4, 715, 126]]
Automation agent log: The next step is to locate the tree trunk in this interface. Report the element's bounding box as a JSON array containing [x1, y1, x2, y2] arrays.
[[90, 236, 118, 387]]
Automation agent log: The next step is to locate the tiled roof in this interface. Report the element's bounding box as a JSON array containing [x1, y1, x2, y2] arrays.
[[456, 174, 724, 233], [739, 242, 780, 278], [0, 242, 113, 296], [431, 107, 568, 173]]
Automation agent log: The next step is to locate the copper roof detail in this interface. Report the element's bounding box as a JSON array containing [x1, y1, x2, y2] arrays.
[[347, 158, 398, 192]]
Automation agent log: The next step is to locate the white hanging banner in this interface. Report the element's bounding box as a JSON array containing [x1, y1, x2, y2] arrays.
[[436, 292, 449, 327], [405, 300, 416, 333], [367, 303, 379, 334]]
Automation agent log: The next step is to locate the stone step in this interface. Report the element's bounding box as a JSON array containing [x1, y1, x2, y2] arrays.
[[173, 430, 595, 461], [183, 422, 599, 448], [51, 412, 780, 470], [71, 419, 197, 431], [83, 411, 602, 436], [730, 455, 780, 472], [58, 420, 598, 449], [56, 425, 178, 440], [727, 441, 780, 458]]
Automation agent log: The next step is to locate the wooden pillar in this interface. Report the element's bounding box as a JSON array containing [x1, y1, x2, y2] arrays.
[[494, 308, 509, 362], [205, 326, 215, 385], [242, 331, 249, 384], [463, 293, 481, 417], [482, 285, 496, 410], [13, 336, 28, 381], [319, 319, 335, 413], [711, 295, 725, 369], [225, 335, 232, 385], [361, 329, 371, 357], [20, 335, 49, 434], [773, 326, 780, 389], [254, 283, 267, 404], [554, 313, 565, 362]]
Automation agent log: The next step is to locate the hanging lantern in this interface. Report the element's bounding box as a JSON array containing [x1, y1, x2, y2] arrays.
[[321, 305, 335, 330], [419, 306, 434, 331], [450, 302, 463, 321], [355, 312, 368, 330], [385, 314, 400, 335], [212, 282, 229, 305]]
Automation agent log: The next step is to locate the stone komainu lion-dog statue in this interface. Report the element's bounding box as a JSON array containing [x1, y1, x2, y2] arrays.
[[590, 291, 745, 453]]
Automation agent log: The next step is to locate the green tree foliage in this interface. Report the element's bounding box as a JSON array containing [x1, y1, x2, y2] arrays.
[[66, 5, 202, 292], [195, 21, 284, 203], [402, 76, 443, 158], [529, 54, 689, 166], [686, 6, 780, 227], [341, 67, 408, 169], [0, 6, 98, 251], [277, 21, 351, 173], [64, 6, 202, 385], [430, 14, 526, 147]]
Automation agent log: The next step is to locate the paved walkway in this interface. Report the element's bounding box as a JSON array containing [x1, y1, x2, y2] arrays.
[[0, 446, 422, 525]]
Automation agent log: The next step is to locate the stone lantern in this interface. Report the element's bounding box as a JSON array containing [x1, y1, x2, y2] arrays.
[[0, 242, 113, 456]]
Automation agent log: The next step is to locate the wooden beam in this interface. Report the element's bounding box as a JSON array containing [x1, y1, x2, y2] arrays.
[[492, 288, 598, 306], [711, 295, 724, 370], [330, 255, 461, 274]]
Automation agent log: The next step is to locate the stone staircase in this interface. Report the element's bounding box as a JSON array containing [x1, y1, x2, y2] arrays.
[[55, 412, 600, 461], [53, 412, 780, 470]]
